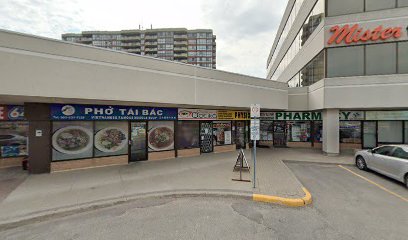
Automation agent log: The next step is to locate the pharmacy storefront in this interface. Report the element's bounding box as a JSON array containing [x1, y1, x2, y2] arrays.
[[260, 111, 322, 148]]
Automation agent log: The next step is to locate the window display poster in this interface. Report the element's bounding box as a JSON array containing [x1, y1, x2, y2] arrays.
[[148, 121, 175, 152], [176, 121, 199, 149], [260, 121, 273, 141], [52, 121, 94, 161], [0, 121, 28, 157], [287, 122, 310, 142], [213, 121, 232, 145], [0, 105, 25, 121], [94, 121, 128, 157]]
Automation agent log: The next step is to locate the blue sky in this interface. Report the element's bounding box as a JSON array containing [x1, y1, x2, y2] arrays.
[[0, 0, 286, 78]]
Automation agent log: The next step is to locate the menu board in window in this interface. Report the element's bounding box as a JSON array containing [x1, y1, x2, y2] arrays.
[[94, 121, 128, 157], [213, 121, 232, 145], [148, 121, 175, 152], [52, 121, 93, 161], [0, 122, 28, 157]]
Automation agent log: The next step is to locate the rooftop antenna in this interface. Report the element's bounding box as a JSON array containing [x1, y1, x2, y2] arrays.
[[151, 24, 153, 29]]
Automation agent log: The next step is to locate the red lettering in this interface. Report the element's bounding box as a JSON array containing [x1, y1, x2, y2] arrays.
[[328, 24, 402, 45], [371, 26, 383, 41], [380, 28, 394, 40], [393, 27, 402, 38]]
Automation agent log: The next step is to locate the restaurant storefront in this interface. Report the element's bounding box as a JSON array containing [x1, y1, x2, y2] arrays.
[[49, 104, 178, 171], [177, 108, 217, 156], [0, 105, 27, 168]]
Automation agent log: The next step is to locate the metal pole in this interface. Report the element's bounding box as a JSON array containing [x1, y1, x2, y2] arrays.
[[253, 140, 256, 188]]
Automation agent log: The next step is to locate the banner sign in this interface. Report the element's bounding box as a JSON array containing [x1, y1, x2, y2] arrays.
[[366, 111, 408, 120], [260, 112, 322, 121], [0, 105, 25, 121], [178, 109, 217, 120], [339, 111, 365, 120], [217, 110, 250, 120], [50, 104, 177, 121]]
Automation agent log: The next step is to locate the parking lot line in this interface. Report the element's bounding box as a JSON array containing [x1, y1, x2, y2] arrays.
[[337, 165, 408, 203]]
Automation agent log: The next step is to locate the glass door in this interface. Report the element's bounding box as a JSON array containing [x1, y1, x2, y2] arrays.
[[235, 121, 246, 149], [273, 121, 287, 147], [200, 122, 213, 153], [130, 122, 147, 161], [363, 121, 376, 149]]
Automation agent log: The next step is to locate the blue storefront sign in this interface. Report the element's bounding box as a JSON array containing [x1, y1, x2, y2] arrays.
[[50, 104, 177, 121]]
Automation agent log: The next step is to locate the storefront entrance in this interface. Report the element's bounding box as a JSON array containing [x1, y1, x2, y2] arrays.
[[273, 121, 286, 147], [235, 121, 246, 149], [200, 122, 213, 153], [129, 122, 147, 162]]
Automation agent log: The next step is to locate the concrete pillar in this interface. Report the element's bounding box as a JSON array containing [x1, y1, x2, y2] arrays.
[[322, 109, 339, 156], [25, 103, 51, 174]]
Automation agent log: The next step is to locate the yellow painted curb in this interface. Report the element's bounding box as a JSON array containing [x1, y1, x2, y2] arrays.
[[253, 187, 312, 207]]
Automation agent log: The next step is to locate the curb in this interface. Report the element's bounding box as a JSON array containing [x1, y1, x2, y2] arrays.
[[0, 190, 252, 231], [253, 187, 312, 207]]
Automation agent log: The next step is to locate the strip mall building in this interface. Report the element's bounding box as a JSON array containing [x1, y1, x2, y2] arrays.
[[1, 0, 408, 173]]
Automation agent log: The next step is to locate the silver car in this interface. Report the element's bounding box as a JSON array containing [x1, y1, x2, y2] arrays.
[[355, 145, 408, 188]]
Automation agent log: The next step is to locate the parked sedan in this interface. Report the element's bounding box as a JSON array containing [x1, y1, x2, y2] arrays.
[[355, 145, 408, 188]]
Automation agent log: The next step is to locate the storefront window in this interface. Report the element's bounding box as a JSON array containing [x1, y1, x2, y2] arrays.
[[405, 121, 408, 144], [148, 121, 175, 152], [176, 121, 199, 149], [286, 121, 310, 142], [260, 121, 273, 141], [94, 121, 128, 157], [378, 121, 403, 143], [363, 122, 376, 148], [340, 121, 361, 143], [313, 121, 322, 143], [52, 121, 94, 161], [213, 121, 232, 145], [0, 122, 28, 158]]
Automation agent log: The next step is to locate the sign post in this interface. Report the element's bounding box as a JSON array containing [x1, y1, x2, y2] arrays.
[[250, 104, 260, 189]]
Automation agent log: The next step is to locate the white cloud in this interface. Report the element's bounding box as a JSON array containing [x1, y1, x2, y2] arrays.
[[0, 0, 286, 78]]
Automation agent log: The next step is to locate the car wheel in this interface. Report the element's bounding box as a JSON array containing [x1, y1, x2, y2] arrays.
[[356, 156, 367, 170]]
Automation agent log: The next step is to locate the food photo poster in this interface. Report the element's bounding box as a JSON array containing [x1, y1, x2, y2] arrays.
[[148, 121, 175, 152], [94, 121, 128, 157], [52, 121, 93, 161]]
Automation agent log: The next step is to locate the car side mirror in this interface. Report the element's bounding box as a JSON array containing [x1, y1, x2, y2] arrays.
[[368, 149, 373, 153]]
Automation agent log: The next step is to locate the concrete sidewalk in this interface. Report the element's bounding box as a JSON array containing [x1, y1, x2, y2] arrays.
[[0, 148, 354, 224]]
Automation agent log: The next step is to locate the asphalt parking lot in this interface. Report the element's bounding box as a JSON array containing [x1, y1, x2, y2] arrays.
[[287, 162, 408, 240], [1, 161, 407, 240]]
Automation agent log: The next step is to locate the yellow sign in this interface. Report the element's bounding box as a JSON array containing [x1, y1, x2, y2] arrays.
[[217, 110, 250, 120]]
